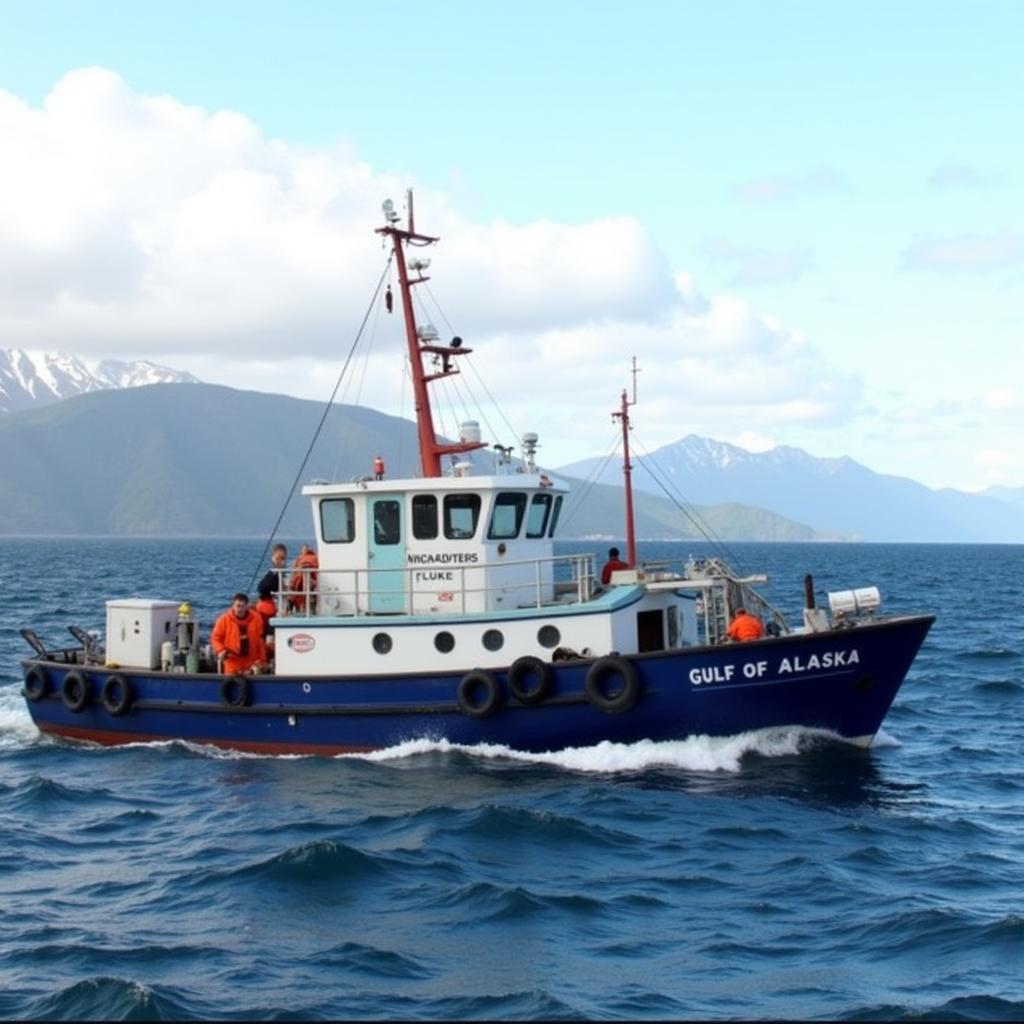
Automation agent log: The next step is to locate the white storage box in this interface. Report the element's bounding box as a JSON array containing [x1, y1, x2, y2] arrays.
[[106, 599, 180, 669]]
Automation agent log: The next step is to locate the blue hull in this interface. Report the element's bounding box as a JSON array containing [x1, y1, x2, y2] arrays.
[[21, 616, 934, 754]]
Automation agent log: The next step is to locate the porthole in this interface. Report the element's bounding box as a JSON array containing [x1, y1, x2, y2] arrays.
[[537, 624, 561, 649], [482, 629, 505, 652], [435, 631, 456, 654], [372, 632, 393, 655]]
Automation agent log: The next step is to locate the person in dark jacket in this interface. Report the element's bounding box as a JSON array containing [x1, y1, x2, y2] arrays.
[[257, 544, 288, 615]]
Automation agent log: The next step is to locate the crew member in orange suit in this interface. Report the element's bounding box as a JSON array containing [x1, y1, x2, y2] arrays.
[[288, 544, 320, 613], [211, 593, 267, 674], [373, 454, 386, 480], [726, 607, 765, 642]]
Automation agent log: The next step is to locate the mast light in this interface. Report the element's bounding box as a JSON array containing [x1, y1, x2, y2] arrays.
[[409, 257, 431, 271]]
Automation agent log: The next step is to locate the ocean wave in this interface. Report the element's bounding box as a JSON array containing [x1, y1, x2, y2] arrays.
[[349, 726, 845, 774], [195, 838, 396, 892], [310, 940, 432, 980], [26, 976, 197, 1022], [844, 994, 1024, 1021]]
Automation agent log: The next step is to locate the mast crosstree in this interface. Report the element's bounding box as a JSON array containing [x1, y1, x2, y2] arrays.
[[376, 190, 485, 478]]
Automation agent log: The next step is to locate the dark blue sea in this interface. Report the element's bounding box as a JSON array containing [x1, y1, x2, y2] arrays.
[[1, 538, 1022, 1021]]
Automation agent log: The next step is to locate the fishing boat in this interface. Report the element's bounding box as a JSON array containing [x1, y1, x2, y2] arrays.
[[18, 195, 934, 755]]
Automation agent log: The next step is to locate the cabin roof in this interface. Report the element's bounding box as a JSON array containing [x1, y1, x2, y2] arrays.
[[301, 473, 569, 497]]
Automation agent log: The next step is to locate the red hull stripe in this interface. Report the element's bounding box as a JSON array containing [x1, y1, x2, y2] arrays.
[[36, 722, 377, 756]]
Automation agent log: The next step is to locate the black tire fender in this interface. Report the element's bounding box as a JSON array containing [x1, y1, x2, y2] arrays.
[[24, 666, 49, 703], [101, 674, 133, 717], [584, 656, 641, 714], [507, 655, 553, 705], [61, 670, 91, 713], [220, 674, 252, 708], [457, 670, 502, 719]]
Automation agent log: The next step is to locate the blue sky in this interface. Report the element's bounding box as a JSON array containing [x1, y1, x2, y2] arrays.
[[2, 0, 1022, 490]]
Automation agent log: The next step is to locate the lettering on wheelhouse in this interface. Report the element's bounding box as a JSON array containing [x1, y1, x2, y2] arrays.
[[689, 648, 861, 686], [408, 552, 480, 585], [407, 552, 480, 565]]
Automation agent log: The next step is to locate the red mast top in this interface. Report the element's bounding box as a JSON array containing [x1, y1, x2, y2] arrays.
[[376, 191, 485, 478], [611, 358, 640, 568]]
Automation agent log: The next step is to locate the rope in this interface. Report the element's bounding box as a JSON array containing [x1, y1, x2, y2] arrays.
[[558, 429, 623, 533], [630, 433, 745, 572], [246, 254, 394, 592]]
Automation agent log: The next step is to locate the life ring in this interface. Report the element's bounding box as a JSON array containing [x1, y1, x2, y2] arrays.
[[101, 675, 133, 717], [507, 656, 553, 705], [584, 656, 641, 714], [220, 675, 252, 708], [61, 670, 91, 713], [24, 666, 49, 703], [457, 670, 502, 719]]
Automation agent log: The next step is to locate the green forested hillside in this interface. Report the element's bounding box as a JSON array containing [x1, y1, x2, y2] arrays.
[[0, 383, 836, 540]]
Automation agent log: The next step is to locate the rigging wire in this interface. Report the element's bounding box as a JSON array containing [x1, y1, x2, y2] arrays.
[[631, 432, 746, 573], [331, 285, 384, 481], [422, 280, 523, 450], [397, 358, 408, 476], [246, 254, 394, 592], [557, 430, 624, 534]]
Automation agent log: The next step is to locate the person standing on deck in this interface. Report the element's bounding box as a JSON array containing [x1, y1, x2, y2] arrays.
[[256, 544, 288, 621], [288, 544, 320, 613], [726, 607, 764, 642], [601, 547, 629, 585], [211, 594, 267, 674]]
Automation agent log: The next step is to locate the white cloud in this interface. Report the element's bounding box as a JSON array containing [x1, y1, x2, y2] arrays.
[[927, 162, 989, 189], [903, 233, 1024, 272], [730, 166, 850, 204], [703, 237, 814, 286], [983, 386, 1024, 412], [0, 68, 863, 466]]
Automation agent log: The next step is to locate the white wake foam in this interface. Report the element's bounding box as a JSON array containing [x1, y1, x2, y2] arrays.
[[0, 684, 46, 750], [349, 726, 843, 774], [870, 727, 902, 749]]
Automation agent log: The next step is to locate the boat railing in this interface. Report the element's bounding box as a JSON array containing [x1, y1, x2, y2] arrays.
[[269, 553, 599, 618]]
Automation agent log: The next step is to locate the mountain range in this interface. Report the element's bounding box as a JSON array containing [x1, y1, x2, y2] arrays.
[[556, 436, 1024, 543], [1, 354, 1021, 541], [0, 383, 833, 541], [0, 348, 199, 414]]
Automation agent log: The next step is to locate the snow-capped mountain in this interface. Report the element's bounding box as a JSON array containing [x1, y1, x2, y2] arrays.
[[0, 349, 200, 414], [556, 434, 1024, 542]]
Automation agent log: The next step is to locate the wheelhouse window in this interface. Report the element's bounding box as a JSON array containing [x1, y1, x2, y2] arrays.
[[487, 492, 527, 540], [373, 499, 401, 545], [547, 495, 564, 538], [525, 493, 553, 538], [321, 498, 355, 543], [444, 494, 481, 540], [412, 495, 438, 540]]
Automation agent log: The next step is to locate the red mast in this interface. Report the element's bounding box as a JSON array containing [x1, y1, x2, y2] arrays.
[[611, 358, 640, 567], [376, 191, 484, 477]]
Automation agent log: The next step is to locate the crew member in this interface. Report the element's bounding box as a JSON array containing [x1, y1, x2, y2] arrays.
[[289, 544, 320, 613], [211, 593, 267, 674], [726, 607, 765, 642], [256, 543, 288, 620], [601, 546, 629, 585], [373, 454, 386, 480]]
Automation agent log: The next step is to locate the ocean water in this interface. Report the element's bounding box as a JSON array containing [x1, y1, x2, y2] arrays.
[[1, 538, 1022, 1021]]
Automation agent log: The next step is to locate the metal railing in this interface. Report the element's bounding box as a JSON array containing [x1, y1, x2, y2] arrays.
[[262, 552, 599, 618]]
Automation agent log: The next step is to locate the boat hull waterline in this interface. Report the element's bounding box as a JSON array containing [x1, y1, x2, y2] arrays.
[[22, 615, 933, 755]]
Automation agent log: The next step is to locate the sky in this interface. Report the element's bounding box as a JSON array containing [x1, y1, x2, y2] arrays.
[[1, 0, 1022, 491]]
